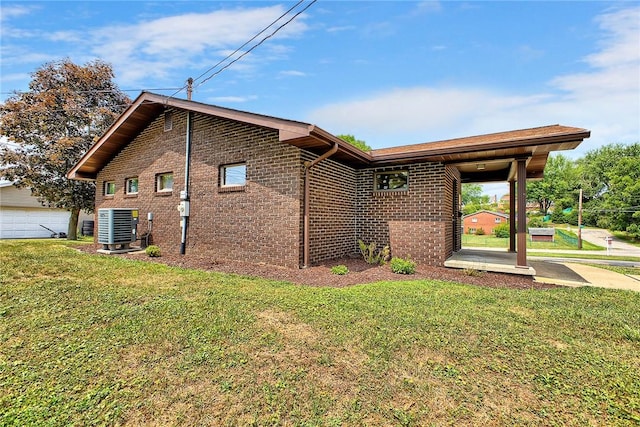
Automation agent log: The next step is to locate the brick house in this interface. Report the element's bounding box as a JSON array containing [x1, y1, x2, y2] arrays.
[[69, 92, 589, 269], [462, 210, 509, 235]]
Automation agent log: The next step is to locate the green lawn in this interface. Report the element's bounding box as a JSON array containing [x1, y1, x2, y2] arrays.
[[462, 230, 603, 250], [1, 240, 639, 426]]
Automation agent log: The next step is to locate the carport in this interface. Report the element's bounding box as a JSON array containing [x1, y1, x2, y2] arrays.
[[427, 125, 592, 274]]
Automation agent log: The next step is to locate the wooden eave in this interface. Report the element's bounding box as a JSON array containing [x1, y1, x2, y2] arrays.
[[67, 91, 589, 183]]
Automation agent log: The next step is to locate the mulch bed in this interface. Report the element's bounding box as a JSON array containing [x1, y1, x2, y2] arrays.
[[75, 244, 557, 290]]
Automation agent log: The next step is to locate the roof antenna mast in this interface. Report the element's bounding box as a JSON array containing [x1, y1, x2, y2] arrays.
[[186, 77, 193, 101]]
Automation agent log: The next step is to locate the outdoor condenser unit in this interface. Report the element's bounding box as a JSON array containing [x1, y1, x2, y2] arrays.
[[98, 208, 139, 250]]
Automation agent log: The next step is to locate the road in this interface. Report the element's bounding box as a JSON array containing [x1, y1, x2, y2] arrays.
[[578, 227, 640, 257]]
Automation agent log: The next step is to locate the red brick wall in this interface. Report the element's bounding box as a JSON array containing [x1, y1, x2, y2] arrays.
[[96, 108, 462, 268], [463, 211, 507, 235], [304, 151, 357, 264], [356, 162, 459, 266], [96, 109, 302, 268]]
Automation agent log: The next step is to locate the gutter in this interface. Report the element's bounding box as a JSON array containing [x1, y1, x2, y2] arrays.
[[302, 142, 339, 268]]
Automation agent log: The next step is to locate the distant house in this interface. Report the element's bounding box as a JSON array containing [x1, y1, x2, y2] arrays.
[[0, 181, 91, 238], [463, 210, 509, 235], [68, 92, 589, 269]]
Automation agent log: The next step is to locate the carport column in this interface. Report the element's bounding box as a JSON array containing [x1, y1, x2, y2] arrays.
[[516, 158, 528, 268], [509, 180, 516, 252]]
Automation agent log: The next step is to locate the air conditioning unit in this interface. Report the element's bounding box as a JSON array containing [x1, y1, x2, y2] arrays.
[[98, 208, 139, 250]]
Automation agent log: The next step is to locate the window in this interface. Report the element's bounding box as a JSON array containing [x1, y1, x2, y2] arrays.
[[125, 177, 139, 195], [221, 163, 246, 187], [104, 181, 116, 196], [374, 170, 408, 191], [468, 228, 476, 234], [472, 218, 478, 223], [156, 172, 173, 192], [495, 217, 502, 223]]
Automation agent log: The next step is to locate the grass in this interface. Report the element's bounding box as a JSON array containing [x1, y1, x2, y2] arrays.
[[585, 264, 640, 277], [1, 240, 640, 426], [613, 231, 640, 248], [529, 252, 640, 263], [462, 230, 602, 250]]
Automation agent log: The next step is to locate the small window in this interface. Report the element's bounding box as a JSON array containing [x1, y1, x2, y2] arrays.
[[125, 177, 139, 195], [495, 217, 502, 223], [468, 228, 476, 234], [221, 163, 246, 187], [472, 218, 478, 223], [104, 181, 116, 196], [156, 172, 173, 192], [374, 170, 408, 191], [164, 111, 173, 132]]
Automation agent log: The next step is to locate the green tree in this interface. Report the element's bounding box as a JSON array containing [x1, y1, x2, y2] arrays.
[[0, 59, 130, 239], [461, 183, 491, 214], [578, 143, 640, 231], [527, 154, 578, 214], [337, 134, 372, 152]]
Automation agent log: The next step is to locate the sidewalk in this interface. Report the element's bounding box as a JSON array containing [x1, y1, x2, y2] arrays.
[[535, 262, 640, 292]]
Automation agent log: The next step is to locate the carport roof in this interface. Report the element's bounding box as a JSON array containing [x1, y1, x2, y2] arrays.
[[68, 92, 590, 181]]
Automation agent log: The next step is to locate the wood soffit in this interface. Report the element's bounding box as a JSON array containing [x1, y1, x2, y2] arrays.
[[68, 92, 590, 181]]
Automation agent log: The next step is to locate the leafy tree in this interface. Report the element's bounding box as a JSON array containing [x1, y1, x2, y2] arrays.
[[527, 154, 578, 214], [578, 143, 640, 231], [0, 59, 130, 239], [461, 183, 492, 214], [337, 134, 372, 152]]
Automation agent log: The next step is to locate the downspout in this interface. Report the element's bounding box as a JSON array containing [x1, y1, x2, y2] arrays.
[[180, 109, 193, 255], [302, 142, 339, 268]]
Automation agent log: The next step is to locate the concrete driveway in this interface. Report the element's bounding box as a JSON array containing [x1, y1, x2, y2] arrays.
[[578, 227, 640, 257]]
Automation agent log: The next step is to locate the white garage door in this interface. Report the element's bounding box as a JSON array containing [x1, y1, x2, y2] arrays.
[[0, 208, 70, 239]]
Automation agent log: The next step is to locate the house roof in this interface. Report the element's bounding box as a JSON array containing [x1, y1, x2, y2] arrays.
[[68, 92, 590, 182], [462, 210, 509, 220]]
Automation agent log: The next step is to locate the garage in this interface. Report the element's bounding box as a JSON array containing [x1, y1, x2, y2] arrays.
[[0, 207, 70, 238], [0, 182, 76, 239]]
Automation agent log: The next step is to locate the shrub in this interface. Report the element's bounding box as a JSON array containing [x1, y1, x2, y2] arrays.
[[358, 240, 390, 265], [528, 216, 544, 228], [145, 245, 161, 257], [331, 265, 349, 275], [475, 228, 485, 236], [494, 223, 510, 238], [390, 256, 416, 274], [627, 223, 640, 239]]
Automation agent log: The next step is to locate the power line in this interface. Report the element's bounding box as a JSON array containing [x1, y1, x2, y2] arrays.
[[195, 0, 316, 90]]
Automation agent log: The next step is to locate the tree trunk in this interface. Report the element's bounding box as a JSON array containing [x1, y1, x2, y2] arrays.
[[68, 207, 80, 240]]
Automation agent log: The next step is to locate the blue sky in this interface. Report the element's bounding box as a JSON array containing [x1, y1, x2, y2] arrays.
[[1, 1, 639, 196]]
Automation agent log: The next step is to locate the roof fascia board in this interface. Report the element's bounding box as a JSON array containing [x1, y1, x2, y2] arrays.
[[370, 130, 590, 164]]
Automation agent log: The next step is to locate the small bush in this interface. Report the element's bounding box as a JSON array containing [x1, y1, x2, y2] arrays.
[[528, 216, 545, 228], [145, 245, 161, 257], [358, 240, 390, 265], [494, 223, 510, 238], [475, 228, 485, 236], [331, 265, 349, 275], [390, 256, 416, 275]]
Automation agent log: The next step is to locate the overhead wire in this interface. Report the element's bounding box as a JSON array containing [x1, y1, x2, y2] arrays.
[[194, 0, 316, 91]]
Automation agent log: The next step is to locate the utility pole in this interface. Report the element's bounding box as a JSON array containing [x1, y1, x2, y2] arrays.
[[578, 188, 583, 250]]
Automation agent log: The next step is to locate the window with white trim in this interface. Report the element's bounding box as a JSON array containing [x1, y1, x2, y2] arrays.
[[374, 170, 408, 191], [156, 172, 173, 192], [495, 217, 502, 223], [125, 177, 139, 195], [104, 181, 116, 196], [472, 218, 478, 223], [220, 163, 246, 187]]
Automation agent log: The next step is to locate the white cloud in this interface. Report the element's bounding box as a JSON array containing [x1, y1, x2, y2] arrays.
[[306, 6, 640, 155], [279, 70, 307, 77], [89, 6, 310, 86], [208, 95, 257, 104], [0, 5, 33, 21]]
